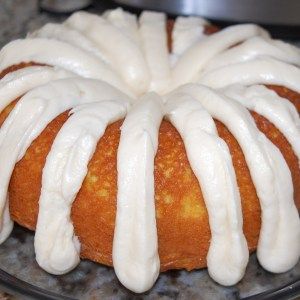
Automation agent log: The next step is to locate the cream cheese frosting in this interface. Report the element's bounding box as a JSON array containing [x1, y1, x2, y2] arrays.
[[171, 24, 269, 89], [113, 93, 162, 293], [0, 66, 77, 113], [28, 23, 109, 63], [172, 16, 208, 59], [104, 8, 140, 47], [35, 99, 129, 275], [174, 84, 300, 273], [222, 84, 300, 161], [198, 57, 300, 93], [0, 8, 299, 293], [65, 11, 150, 95], [139, 11, 170, 93], [165, 92, 248, 285], [0, 39, 131, 95], [203, 36, 300, 72], [0, 78, 132, 242]]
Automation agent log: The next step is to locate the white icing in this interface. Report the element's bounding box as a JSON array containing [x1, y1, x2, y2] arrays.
[[171, 24, 269, 89], [113, 93, 162, 293], [258, 136, 300, 272], [28, 23, 109, 63], [165, 92, 248, 285], [0, 78, 132, 242], [65, 11, 150, 95], [198, 57, 300, 93], [104, 8, 140, 46], [139, 11, 171, 93], [204, 36, 300, 72], [174, 83, 300, 273], [171, 16, 208, 62], [0, 200, 13, 244], [0, 66, 76, 113], [0, 39, 131, 95], [222, 84, 300, 161], [35, 99, 128, 275]]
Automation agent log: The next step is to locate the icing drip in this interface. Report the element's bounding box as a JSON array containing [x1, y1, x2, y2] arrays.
[[222, 84, 300, 161], [0, 66, 77, 113], [0, 200, 13, 244], [258, 135, 300, 272], [139, 11, 171, 93], [203, 36, 300, 72], [0, 78, 132, 242], [175, 84, 300, 273], [171, 24, 269, 89], [35, 99, 128, 275], [104, 8, 140, 46], [165, 93, 248, 285], [171, 16, 208, 65], [113, 93, 162, 293], [65, 11, 150, 95], [198, 57, 300, 93], [0, 39, 131, 95], [28, 23, 109, 63]]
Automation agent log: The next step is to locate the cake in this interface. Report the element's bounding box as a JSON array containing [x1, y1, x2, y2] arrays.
[[0, 8, 299, 293]]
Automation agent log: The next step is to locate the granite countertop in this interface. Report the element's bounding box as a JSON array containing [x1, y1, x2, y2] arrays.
[[0, 0, 118, 49], [0, 0, 58, 49]]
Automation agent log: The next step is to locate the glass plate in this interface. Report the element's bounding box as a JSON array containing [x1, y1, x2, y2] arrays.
[[0, 225, 299, 299]]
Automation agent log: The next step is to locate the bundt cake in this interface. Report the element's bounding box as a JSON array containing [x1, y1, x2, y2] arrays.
[[0, 8, 299, 293]]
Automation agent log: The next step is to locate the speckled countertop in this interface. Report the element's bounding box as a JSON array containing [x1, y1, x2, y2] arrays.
[[0, 1, 299, 299], [1, 0, 58, 48], [0, 0, 118, 49]]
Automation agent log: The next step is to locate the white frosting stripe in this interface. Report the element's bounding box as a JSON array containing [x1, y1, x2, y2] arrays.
[[0, 66, 76, 113], [0, 39, 131, 95], [0, 78, 132, 243], [65, 11, 150, 95], [104, 8, 140, 47], [113, 92, 162, 293], [175, 84, 300, 273], [222, 84, 300, 161], [35, 100, 128, 275], [28, 23, 109, 63], [165, 93, 248, 285], [139, 11, 171, 93], [258, 134, 300, 272], [204, 36, 300, 72], [172, 24, 269, 88], [172, 16, 208, 57], [198, 57, 300, 93], [0, 200, 13, 244]]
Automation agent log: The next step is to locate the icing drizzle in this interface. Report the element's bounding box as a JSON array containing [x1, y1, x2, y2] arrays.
[[165, 92, 249, 285], [35, 99, 128, 275], [113, 93, 162, 292], [0, 66, 77, 113], [0, 78, 131, 242], [0, 38, 131, 95], [198, 57, 300, 93], [175, 84, 300, 273], [222, 84, 300, 161]]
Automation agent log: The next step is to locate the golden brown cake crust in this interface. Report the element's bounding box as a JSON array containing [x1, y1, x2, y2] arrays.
[[267, 85, 300, 112], [0, 62, 45, 79]]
